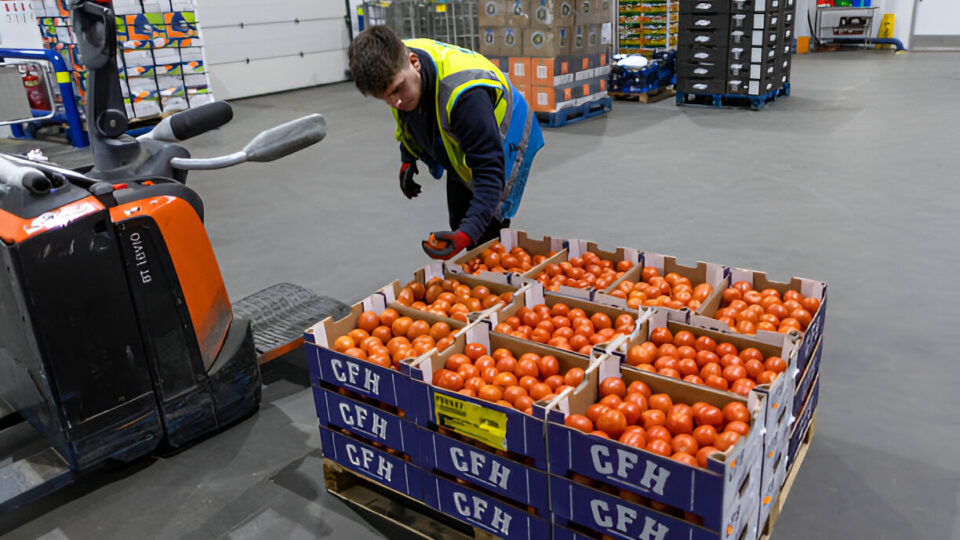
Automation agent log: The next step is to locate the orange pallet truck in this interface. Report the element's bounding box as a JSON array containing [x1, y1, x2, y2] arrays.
[[0, 0, 346, 513]]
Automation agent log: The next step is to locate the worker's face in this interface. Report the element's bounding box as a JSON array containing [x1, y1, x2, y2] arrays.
[[379, 52, 421, 112]]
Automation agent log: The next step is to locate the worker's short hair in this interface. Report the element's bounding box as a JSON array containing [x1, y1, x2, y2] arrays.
[[348, 26, 409, 97]]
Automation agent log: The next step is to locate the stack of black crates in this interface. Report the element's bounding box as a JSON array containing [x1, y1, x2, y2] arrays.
[[677, 0, 795, 98]]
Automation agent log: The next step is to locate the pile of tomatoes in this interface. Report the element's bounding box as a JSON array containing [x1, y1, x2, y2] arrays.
[[713, 281, 821, 335], [534, 252, 633, 292], [333, 308, 457, 371], [393, 277, 514, 323], [564, 377, 752, 469], [493, 302, 636, 355], [625, 327, 786, 396], [606, 267, 713, 311], [459, 243, 554, 275], [430, 342, 588, 415]]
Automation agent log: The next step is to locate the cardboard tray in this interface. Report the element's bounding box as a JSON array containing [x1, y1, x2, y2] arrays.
[[404, 321, 610, 468], [541, 361, 767, 536], [304, 291, 469, 409], [445, 228, 571, 286], [318, 426, 424, 500], [313, 385, 420, 455]]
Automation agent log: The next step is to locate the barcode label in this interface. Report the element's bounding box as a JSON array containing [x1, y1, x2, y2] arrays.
[[537, 65, 547, 79], [538, 92, 547, 106], [514, 63, 524, 76]]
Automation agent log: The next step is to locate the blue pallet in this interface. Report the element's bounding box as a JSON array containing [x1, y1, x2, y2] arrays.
[[677, 83, 791, 110], [537, 97, 613, 127]]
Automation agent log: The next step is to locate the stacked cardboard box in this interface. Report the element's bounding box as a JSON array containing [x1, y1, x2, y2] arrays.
[[677, 0, 796, 97], [618, 0, 678, 57], [478, 0, 613, 114], [30, 0, 214, 121]]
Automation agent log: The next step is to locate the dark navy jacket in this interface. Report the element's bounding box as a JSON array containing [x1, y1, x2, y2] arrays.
[[398, 49, 506, 242]]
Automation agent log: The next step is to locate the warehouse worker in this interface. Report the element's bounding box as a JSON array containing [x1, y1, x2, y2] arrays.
[[347, 26, 544, 260]]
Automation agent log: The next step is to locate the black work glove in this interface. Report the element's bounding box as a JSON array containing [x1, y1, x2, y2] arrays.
[[399, 161, 422, 199]]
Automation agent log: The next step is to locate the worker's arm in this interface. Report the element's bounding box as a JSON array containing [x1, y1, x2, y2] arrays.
[[448, 87, 506, 242]]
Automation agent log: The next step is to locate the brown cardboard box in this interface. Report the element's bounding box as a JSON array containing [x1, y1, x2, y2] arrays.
[[507, 57, 531, 87], [504, 0, 531, 26], [531, 56, 574, 86], [575, 0, 598, 24], [530, 82, 577, 112], [571, 24, 587, 54], [523, 27, 572, 56], [527, 0, 575, 28], [479, 27, 523, 57], [479, 0, 507, 27]]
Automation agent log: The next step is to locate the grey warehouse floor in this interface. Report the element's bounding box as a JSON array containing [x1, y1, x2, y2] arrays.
[[4, 50, 960, 539]]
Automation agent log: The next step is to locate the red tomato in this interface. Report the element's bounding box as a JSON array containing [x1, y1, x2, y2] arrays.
[[705, 375, 728, 391], [765, 356, 787, 373], [722, 402, 751, 423], [624, 392, 648, 412], [586, 403, 609, 424], [626, 344, 656, 366], [744, 359, 764, 379], [694, 336, 717, 352], [516, 359, 539, 379], [673, 331, 696, 348], [700, 362, 722, 379], [696, 446, 719, 468], [715, 342, 738, 358], [600, 394, 623, 408], [725, 420, 750, 436], [657, 343, 679, 359], [646, 439, 672, 457], [757, 371, 778, 384], [672, 434, 699, 455], [694, 404, 723, 427], [563, 368, 586, 387], [648, 394, 673, 414], [627, 380, 652, 398], [678, 358, 700, 377], [666, 407, 694, 435], [617, 402, 642, 425], [596, 408, 628, 438], [464, 342, 487, 360], [478, 385, 502, 402], [692, 425, 717, 447], [730, 378, 756, 397], [695, 350, 719, 368], [600, 377, 627, 398], [723, 364, 747, 383], [647, 425, 672, 443], [672, 451, 699, 468], [714, 430, 741, 451], [564, 414, 593, 433], [641, 409, 666, 429], [649, 327, 674, 346], [619, 429, 646, 449]]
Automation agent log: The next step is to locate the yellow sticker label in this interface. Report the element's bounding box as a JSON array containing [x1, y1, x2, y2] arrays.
[[435, 4, 447, 12], [56, 72, 70, 84], [434, 392, 507, 450]]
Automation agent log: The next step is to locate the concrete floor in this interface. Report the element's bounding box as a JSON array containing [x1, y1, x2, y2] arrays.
[[4, 50, 960, 539]]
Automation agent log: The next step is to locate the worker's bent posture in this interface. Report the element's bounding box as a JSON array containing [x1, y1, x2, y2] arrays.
[[348, 26, 544, 260]]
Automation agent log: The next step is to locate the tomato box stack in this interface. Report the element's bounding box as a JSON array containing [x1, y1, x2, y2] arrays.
[[305, 228, 826, 539]]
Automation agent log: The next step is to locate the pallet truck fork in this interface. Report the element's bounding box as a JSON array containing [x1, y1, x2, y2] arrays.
[[0, 0, 346, 516]]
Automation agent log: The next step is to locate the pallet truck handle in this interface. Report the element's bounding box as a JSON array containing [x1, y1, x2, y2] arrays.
[[145, 101, 235, 143]]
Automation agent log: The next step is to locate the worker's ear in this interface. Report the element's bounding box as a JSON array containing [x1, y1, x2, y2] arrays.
[[409, 51, 420, 71]]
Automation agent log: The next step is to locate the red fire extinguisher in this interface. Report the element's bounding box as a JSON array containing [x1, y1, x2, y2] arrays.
[[22, 71, 53, 111]]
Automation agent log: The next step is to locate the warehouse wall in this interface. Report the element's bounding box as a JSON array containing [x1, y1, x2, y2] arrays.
[[795, 0, 915, 49], [198, 0, 351, 100]]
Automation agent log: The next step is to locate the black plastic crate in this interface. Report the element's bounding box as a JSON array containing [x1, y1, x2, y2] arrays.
[[729, 27, 779, 48], [680, 11, 731, 32], [681, 43, 728, 64], [729, 11, 781, 33], [679, 28, 729, 48], [678, 60, 727, 79], [678, 77, 726, 94], [679, 0, 729, 14]]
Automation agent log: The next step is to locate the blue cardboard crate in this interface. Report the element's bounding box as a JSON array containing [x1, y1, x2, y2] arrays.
[[414, 426, 550, 513], [758, 419, 788, 527], [312, 386, 419, 454], [304, 291, 468, 409], [491, 283, 647, 357], [445, 228, 573, 287], [792, 334, 822, 418], [639, 312, 800, 440], [592, 252, 725, 323], [552, 522, 596, 540], [543, 364, 766, 535], [550, 461, 761, 540], [421, 472, 551, 539], [788, 375, 818, 471], [318, 426, 424, 500], [405, 322, 606, 468]]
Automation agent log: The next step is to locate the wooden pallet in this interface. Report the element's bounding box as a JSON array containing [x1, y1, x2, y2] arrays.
[[759, 413, 817, 540], [611, 86, 676, 104], [322, 458, 501, 540]]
